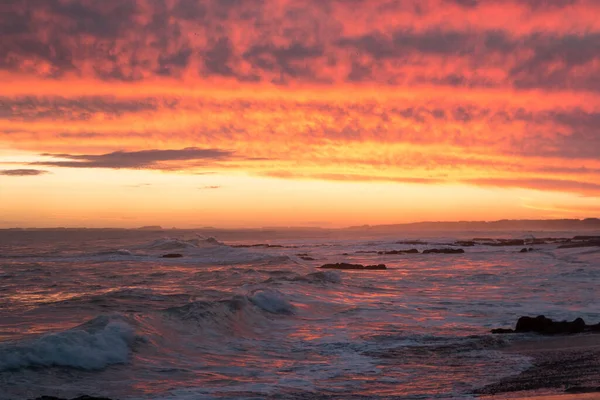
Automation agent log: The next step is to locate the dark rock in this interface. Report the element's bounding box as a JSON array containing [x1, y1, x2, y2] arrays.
[[516, 315, 555, 333], [396, 240, 427, 245], [588, 323, 600, 332], [422, 248, 465, 254], [378, 249, 419, 255], [491, 328, 514, 334], [519, 247, 534, 253], [558, 240, 600, 249], [319, 263, 387, 270], [31, 397, 65, 400], [31, 397, 114, 400], [161, 253, 183, 258], [492, 315, 588, 335], [355, 250, 379, 254], [572, 317, 587, 333], [300, 256, 315, 261], [454, 241, 476, 246], [525, 239, 547, 245], [573, 235, 600, 241]]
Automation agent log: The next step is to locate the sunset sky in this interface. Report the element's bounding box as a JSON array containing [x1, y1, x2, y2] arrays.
[[1, 0, 600, 228]]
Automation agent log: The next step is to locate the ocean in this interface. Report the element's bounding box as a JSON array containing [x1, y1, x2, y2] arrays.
[[1, 229, 599, 399]]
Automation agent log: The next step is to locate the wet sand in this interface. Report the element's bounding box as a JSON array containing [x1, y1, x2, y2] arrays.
[[478, 334, 600, 398]]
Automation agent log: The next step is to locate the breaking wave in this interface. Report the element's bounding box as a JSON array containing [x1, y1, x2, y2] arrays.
[[144, 237, 225, 250], [0, 315, 137, 371], [164, 289, 296, 326], [136, 237, 291, 265], [248, 289, 296, 315]]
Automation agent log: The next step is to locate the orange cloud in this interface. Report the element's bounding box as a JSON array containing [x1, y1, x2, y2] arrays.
[[2, 0, 600, 90], [465, 178, 600, 197], [0, 0, 599, 228]]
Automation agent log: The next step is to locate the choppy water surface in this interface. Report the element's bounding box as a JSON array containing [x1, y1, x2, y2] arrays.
[[1, 229, 599, 399]]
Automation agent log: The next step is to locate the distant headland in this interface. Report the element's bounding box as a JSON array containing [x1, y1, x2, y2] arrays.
[[2, 218, 599, 232]]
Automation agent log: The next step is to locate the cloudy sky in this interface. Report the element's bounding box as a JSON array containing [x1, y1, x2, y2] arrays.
[[1, 0, 599, 227]]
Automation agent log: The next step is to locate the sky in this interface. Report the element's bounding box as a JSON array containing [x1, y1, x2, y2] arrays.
[[1, 0, 600, 228]]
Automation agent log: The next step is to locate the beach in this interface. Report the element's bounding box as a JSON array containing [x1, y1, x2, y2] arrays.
[[479, 333, 600, 399]]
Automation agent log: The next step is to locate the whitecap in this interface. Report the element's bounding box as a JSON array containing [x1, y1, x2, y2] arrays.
[[0, 315, 136, 371]]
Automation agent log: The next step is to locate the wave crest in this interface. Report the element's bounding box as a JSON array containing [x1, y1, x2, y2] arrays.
[[0, 315, 136, 371], [248, 289, 296, 315], [165, 289, 296, 326]]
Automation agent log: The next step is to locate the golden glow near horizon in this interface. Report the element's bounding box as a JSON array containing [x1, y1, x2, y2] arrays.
[[1, 0, 599, 228]]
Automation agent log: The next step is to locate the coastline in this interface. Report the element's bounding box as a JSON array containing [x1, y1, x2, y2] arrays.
[[478, 333, 600, 399]]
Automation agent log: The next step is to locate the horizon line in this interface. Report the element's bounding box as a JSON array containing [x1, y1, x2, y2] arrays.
[[2, 217, 599, 231]]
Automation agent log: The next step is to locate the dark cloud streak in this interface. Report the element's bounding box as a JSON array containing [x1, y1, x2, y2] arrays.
[[32, 147, 236, 169], [0, 168, 49, 176]]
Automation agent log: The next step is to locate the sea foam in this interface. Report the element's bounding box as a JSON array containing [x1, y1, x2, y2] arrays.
[[248, 289, 296, 315], [0, 316, 136, 371]]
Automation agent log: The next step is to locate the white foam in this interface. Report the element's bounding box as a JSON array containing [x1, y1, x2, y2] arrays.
[[0, 318, 135, 371], [248, 289, 296, 315]]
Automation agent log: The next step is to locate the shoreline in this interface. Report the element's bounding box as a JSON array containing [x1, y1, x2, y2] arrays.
[[477, 333, 600, 398]]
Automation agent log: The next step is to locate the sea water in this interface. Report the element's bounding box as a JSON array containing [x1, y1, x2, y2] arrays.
[[1, 229, 599, 399]]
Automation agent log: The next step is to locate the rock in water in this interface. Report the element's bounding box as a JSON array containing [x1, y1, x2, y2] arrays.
[[515, 315, 554, 332], [454, 241, 476, 246], [378, 249, 419, 255], [31, 397, 114, 400], [161, 253, 183, 258], [492, 315, 587, 335], [490, 328, 515, 334], [319, 263, 387, 270], [422, 248, 465, 254]]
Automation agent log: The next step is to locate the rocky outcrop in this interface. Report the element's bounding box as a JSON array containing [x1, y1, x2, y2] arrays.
[[491, 315, 591, 335], [320, 263, 387, 270], [396, 240, 427, 245], [573, 235, 600, 241], [161, 253, 183, 258], [378, 249, 419, 255], [558, 240, 600, 249], [454, 241, 476, 247], [422, 248, 465, 254]]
